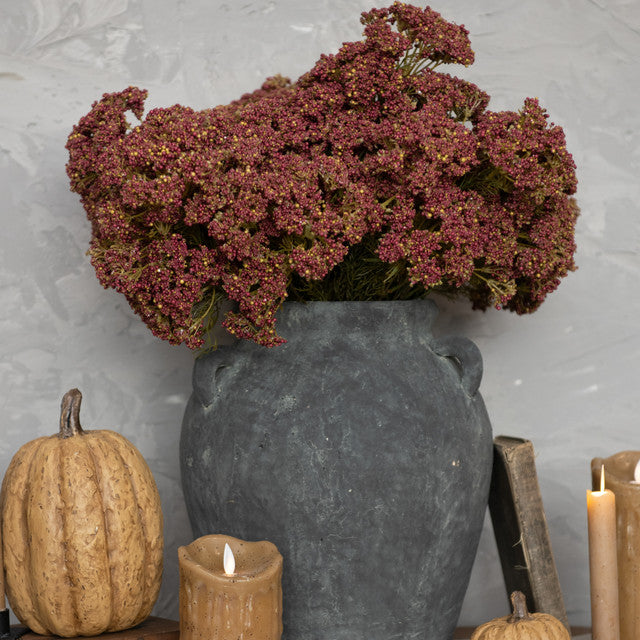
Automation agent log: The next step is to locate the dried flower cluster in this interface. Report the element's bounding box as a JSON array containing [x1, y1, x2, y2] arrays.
[[67, 2, 578, 348]]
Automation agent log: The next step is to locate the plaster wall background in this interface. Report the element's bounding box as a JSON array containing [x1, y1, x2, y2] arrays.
[[0, 0, 638, 627]]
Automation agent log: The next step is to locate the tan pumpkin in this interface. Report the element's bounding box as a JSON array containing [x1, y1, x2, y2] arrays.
[[0, 389, 163, 637], [471, 591, 570, 640]]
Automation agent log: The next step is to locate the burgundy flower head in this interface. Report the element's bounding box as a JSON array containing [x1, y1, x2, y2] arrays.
[[67, 2, 578, 348]]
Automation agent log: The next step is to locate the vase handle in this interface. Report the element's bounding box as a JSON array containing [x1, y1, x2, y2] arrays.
[[192, 352, 229, 408], [432, 336, 483, 397]]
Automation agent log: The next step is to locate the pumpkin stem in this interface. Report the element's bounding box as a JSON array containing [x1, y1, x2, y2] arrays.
[[59, 388, 84, 438], [508, 591, 533, 623]]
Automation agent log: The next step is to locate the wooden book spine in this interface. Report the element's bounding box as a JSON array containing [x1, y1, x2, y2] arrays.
[[488, 435, 569, 630]]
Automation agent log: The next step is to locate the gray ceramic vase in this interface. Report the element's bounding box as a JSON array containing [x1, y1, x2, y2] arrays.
[[180, 300, 493, 640]]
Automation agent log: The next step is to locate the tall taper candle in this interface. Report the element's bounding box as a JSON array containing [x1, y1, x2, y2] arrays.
[[587, 466, 620, 640], [593, 452, 640, 640]]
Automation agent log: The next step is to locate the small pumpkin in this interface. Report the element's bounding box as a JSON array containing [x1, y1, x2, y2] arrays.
[[471, 591, 570, 640], [0, 389, 163, 637]]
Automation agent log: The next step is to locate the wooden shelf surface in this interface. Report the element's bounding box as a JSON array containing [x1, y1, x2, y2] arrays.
[[13, 618, 590, 639], [15, 617, 178, 640]]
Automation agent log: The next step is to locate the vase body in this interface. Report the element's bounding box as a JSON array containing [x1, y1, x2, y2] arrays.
[[180, 300, 493, 640]]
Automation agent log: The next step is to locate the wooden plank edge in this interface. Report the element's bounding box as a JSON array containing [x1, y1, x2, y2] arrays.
[[15, 616, 179, 640]]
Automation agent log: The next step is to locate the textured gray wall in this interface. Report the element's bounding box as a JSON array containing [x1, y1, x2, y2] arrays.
[[0, 0, 638, 628]]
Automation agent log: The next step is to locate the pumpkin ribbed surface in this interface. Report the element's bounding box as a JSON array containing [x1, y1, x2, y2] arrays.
[[471, 591, 570, 640], [470, 619, 570, 640], [0, 390, 163, 637]]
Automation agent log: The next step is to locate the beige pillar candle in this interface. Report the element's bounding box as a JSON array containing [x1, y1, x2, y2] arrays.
[[179, 534, 283, 640], [593, 453, 640, 640], [587, 466, 620, 640]]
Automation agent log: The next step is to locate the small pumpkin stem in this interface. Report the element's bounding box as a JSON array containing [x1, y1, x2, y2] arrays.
[[59, 389, 84, 438], [508, 591, 533, 623]]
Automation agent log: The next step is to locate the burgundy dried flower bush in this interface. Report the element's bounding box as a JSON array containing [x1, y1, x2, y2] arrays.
[[66, 2, 578, 348]]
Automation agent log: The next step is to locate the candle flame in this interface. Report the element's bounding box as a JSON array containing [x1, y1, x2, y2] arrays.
[[223, 543, 236, 576], [635, 459, 640, 483], [600, 464, 605, 493]]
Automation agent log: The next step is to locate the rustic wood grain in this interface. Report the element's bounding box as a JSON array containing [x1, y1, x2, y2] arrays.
[[16, 616, 178, 640], [488, 436, 570, 630], [16, 618, 589, 639]]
